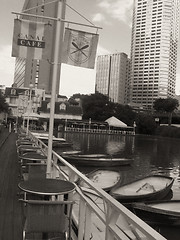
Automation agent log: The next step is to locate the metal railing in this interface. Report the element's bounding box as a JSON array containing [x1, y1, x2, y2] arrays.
[[30, 131, 166, 240]]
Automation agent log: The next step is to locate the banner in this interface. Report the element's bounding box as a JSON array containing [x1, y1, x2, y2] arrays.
[[62, 28, 99, 69], [12, 19, 53, 60]]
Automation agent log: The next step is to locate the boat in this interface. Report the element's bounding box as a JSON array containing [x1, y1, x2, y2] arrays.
[[32, 132, 73, 148], [62, 153, 133, 167], [132, 200, 180, 226], [109, 175, 174, 203], [78, 169, 121, 191], [61, 150, 82, 155]]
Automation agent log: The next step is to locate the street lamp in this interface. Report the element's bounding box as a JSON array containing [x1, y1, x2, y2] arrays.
[[26, 83, 34, 134]]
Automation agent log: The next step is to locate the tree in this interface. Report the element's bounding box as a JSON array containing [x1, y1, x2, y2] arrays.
[[81, 92, 135, 125], [135, 113, 157, 135], [0, 91, 9, 113], [82, 93, 113, 121], [153, 98, 179, 126]]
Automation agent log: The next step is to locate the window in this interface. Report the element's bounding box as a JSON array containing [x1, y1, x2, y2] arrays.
[[11, 89, 16, 95], [47, 103, 50, 109], [59, 103, 66, 111]]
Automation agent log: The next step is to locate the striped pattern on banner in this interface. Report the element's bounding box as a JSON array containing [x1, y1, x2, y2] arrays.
[[12, 19, 52, 60], [62, 28, 99, 69]]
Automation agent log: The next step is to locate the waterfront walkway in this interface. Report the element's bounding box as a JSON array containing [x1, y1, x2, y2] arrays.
[[0, 128, 22, 240]]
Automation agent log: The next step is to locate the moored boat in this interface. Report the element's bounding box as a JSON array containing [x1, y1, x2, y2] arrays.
[[61, 150, 82, 155], [32, 132, 73, 148], [62, 153, 133, 167], [79, 169, 121, 191], [132, 200, 180, 226], [109, 175, 174, 203]]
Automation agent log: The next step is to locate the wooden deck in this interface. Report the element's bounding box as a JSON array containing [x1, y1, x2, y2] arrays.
[[0, 129, 23, 240]]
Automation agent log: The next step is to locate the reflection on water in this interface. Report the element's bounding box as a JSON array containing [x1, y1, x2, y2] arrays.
[[57, 132, 180, 239], [57, 132, 180, 192]]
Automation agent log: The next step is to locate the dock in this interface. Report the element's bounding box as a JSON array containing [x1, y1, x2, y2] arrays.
[[0, 129, 22, 239], [0, 127, 167, 240]]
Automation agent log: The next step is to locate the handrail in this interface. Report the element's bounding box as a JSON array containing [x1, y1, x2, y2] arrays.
[[29, 131, 166, 240]]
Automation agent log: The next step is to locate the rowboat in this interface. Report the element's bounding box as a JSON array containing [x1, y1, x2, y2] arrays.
[[79, 169, 121, 191], [132, 200, 180, 226], [109, 175, 174, 203], [62, 153, 133, 167], [33, 134, 73, 148], [61, 150, 81, 155]]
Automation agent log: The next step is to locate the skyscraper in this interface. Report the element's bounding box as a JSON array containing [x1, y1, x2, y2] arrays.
[[130, 0, 180, 109], [95, 52, 130, 104]]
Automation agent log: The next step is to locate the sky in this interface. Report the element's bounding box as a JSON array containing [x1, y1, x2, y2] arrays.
[[1, 0, 180, 97]]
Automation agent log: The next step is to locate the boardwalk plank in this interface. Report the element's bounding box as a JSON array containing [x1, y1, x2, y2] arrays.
[[0, 130, 23, 240]]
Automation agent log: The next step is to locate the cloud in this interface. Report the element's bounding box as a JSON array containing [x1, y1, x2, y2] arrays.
[[92, 12, 111, 25], [92, 13, 105, 23], [0, 45, 15, 87], [97, 0, 133, 25]]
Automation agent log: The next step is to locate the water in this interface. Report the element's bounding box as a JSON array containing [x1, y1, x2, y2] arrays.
[[57, 132, 180, 239]]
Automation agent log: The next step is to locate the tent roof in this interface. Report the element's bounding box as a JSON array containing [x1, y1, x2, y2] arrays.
[[105, 116, 127, 128]]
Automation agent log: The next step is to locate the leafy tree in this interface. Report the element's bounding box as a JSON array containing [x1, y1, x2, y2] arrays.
[[0, 91, 9, 113], [81, 92, 135, 125], [82, 93, 113, 121], [135, 113, 157, 135], [68, 97, 79, 106], [153, 98, 179, 126]]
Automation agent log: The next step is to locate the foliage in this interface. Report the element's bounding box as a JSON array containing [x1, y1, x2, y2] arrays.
[[155, 126, 180, 138], [81, 93, 135, 126], [135, 113, 157, 135], [153, 98, 179, 113], [81, 93, 112, 121], [68, 97, 79, 106], [0, 91, 9, 113], [153, 98, 179, 126]]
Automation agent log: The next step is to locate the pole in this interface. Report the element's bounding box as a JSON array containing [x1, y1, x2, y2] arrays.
[[46, 0, 66, 178], [26, 85, 33, 135]]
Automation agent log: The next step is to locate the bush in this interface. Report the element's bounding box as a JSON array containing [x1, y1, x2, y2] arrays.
[[155, 126, 180, 138], [136, 113, 156, 135]]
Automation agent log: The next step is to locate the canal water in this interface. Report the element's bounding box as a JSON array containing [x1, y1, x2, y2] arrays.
[[57, 132, 180, 239]]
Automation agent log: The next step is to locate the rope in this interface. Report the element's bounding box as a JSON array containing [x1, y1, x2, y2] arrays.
[[22, 0, 59, 13], [66, 3, 95, 27]]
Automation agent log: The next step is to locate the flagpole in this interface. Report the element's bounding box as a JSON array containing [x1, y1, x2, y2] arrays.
[[46, 0, 66, 178]]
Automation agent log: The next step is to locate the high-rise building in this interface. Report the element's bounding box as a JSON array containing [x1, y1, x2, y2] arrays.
[[95, 52, 130, 104], [13, 0, 65, 94], [130, 0, 180, 109]]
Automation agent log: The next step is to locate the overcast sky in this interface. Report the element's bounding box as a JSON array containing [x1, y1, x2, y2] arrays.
[[1, 0, 180, 96]]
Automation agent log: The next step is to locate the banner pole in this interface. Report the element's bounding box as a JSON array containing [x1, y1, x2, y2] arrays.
[[46, 0, 66, 178]]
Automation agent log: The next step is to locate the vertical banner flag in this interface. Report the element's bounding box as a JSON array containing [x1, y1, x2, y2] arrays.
[[12, 19, 53, 60], [62, 28, 99, 69]]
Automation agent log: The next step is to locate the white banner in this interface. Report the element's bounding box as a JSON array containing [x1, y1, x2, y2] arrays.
[[12, 19, 53, 60], [62, 28, 99, 69]]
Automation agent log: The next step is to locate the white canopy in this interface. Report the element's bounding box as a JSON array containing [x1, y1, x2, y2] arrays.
[[105, 116, 127, 128]]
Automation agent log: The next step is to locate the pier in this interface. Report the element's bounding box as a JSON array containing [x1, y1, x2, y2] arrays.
[[0, 127, 167, 240]]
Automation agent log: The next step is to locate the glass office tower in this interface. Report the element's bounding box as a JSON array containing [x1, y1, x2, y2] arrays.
[[96, 52, 130, 104], [130, 0, 180, 109]]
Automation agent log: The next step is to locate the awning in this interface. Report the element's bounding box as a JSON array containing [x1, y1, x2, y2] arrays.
[[105, 116, 127, 128]]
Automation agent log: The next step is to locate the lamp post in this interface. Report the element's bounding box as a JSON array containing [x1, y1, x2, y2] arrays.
[[26, 83, 33, 135]]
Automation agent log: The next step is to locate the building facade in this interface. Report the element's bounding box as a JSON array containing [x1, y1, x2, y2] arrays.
[[5, 87, 45, 119], [130, 0, 180, 110], [13, 0, 65, 94], [95, 52, 130, 104]]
